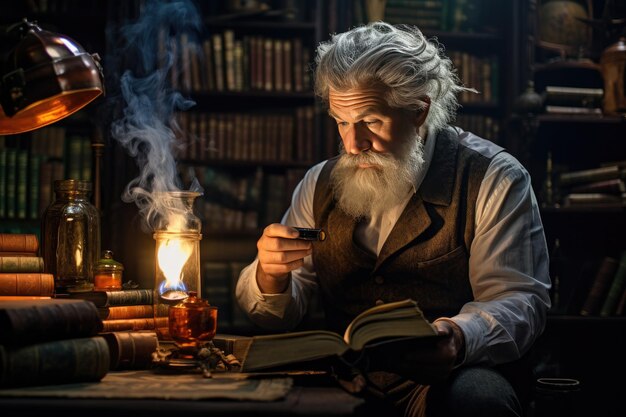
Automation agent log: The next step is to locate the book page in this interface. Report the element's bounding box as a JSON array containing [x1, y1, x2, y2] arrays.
[[241, 330, 348, 372], [343, 299, 438, 350]]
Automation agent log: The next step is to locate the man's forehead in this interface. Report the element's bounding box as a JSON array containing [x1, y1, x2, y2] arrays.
[[328, 87, 389, 115]]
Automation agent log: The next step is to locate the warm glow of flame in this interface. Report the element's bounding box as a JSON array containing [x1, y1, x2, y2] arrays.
[[157, 237, 192, 295]]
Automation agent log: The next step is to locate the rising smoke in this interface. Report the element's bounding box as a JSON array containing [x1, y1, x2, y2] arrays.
[[110, 0, 203, 232]]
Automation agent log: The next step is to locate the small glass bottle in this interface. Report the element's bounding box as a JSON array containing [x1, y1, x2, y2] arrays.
[[169, 291, 218, 352], [42, 179, 100, 293], [94, 250, 124, 291]]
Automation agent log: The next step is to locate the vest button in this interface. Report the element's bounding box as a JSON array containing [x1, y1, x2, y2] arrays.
[[375, 299, 385, 306], [374, 276, 384, 285]]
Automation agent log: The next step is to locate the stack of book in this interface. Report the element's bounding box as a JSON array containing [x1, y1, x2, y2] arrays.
[[68, 290, 161, 370], [543, 85, 604, 116], [0, 299, 109, 387], [557, 163, 626, 208], [579, 252, 626, 317], [69, 289, 161, 332], [0, 233, 54, 300]]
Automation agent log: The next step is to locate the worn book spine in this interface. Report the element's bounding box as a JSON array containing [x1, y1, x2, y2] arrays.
[[5, 149, 16, 218], [28, 154, 41, 220], [0, 149, 6, 218], [16, 150, 28, 219], [106, 289, 153, 306], [558, 165, 623, 187], [101, 331, 158, 370], [544, 87, 603, 108], [615, 287, 626, 316], [600, 252, 626, 316], [99, 305, 154, 320], [101, 317, 167, 332], [212, 33, 224, 91], [0, 296, 52, 301], [0, 256, 44, 273], [213, 334, 252, 362], [580, 257, 619, 316], [0, 272, 54, 296], [570, 179, 626, 194], [544, 104, 603, 114], [564, 192, 626, 206], [69, 289, 153, 307], [0, 251, 42, 257], [0, 337, 109, 388], [0, 233, 39, 253], [0, 300, 103, 345]]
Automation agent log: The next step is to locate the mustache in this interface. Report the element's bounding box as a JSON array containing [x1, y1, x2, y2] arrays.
[[338, 150, 397, 168]]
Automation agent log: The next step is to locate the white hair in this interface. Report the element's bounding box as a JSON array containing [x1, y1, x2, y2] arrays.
[[315, 21, 471, 133]]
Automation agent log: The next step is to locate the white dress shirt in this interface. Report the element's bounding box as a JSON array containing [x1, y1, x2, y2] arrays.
[[236, 131, 551, 366]]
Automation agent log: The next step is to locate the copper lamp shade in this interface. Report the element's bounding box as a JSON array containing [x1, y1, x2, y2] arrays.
[[0, 19, 104, 135]]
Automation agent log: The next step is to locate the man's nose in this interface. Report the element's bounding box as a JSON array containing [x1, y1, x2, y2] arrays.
[[344, 124, 372, 155]]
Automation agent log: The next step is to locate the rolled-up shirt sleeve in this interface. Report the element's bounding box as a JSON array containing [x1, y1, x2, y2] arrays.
[[448, 152, 552, 365], [235, 162, 325, 331]]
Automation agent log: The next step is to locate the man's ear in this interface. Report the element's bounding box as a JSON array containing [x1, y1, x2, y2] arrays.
[[415, 96, 431, 127]]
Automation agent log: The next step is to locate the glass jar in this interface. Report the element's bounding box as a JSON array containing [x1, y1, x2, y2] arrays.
[[94, 250, 124, 291], [153, 191, 202, 341], [42, 179, 100, 293]]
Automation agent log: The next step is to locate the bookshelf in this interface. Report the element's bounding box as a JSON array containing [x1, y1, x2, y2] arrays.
[[515, 1, 626, 415]]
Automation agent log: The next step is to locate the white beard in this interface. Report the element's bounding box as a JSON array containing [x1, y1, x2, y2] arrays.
[[330, 135, 425, 220]]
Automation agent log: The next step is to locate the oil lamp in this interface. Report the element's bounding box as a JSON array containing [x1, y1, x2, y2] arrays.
[[169, 291, 218, 353], [153, 191, 207, 343]]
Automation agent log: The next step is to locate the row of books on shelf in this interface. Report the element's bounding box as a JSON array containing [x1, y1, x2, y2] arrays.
[[448, 51, 499, 104], [175, 106, 316, 163], [169, 29, 312, 94], [543, 159, 626, 208], [179, 165, 306, 231], [552, 250, 626, 317], [0, 130, 93, 221], [542, 85, 604, 116], [382, 0, 494, 33]]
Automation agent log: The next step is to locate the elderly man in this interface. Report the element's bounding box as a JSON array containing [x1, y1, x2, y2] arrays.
[[237, 22, 550, 417]]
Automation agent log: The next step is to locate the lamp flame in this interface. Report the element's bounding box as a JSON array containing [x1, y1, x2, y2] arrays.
[[156, 236, 192, 301]]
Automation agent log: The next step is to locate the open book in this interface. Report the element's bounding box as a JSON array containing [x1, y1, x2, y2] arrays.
[[241, 299, 439, 372]]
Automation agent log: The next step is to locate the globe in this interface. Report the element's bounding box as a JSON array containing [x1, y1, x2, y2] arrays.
[[539, 0, 590, 52]]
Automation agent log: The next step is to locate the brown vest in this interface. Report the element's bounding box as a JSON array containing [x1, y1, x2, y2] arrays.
[[312, 126, 504, 334]]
